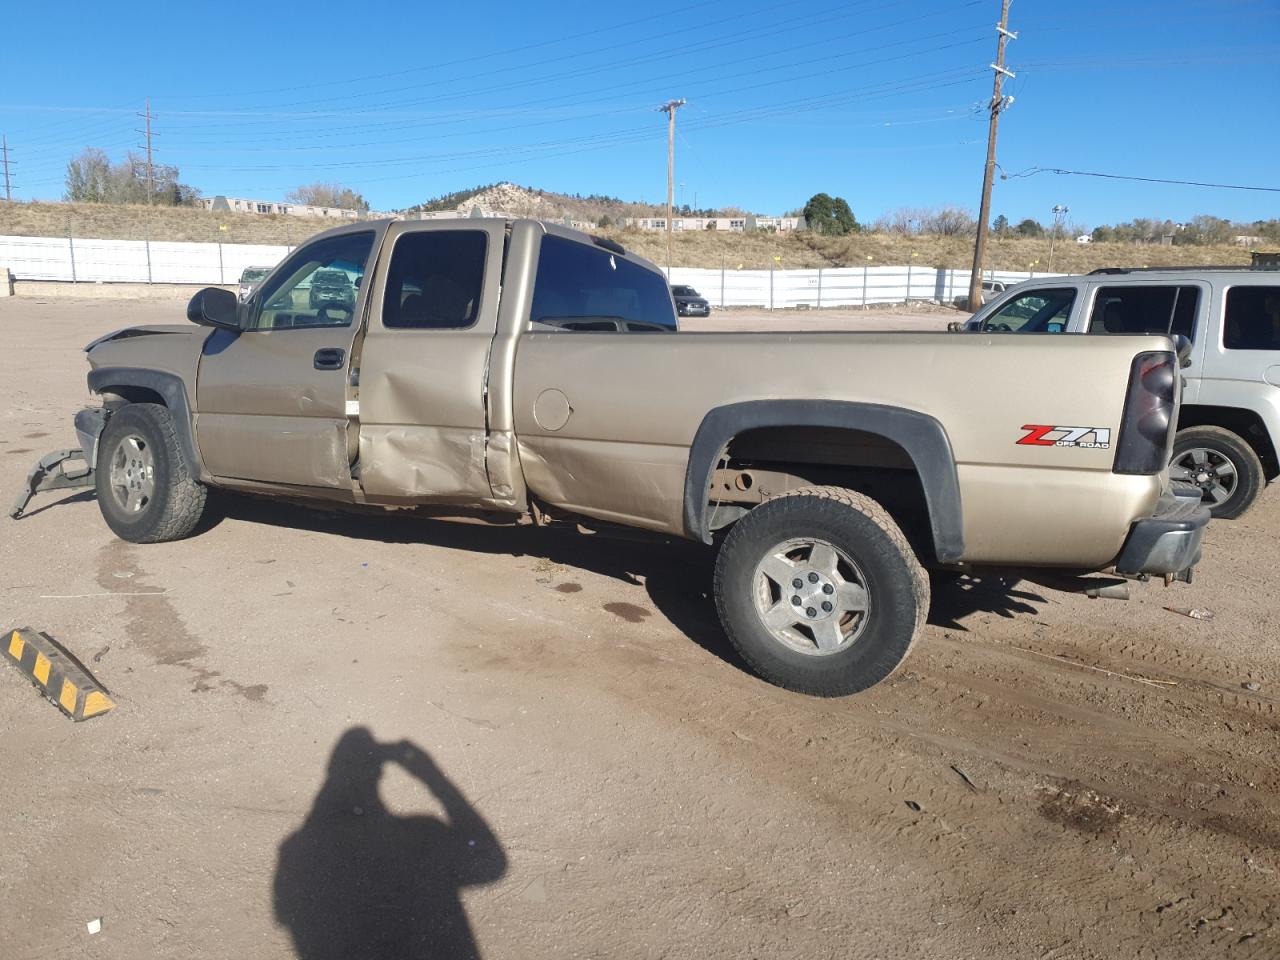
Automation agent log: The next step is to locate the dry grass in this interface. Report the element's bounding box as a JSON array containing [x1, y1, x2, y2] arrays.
[[0, 200, 1260, 273]]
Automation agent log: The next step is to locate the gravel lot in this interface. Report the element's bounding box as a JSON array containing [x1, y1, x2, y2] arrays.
[[1, 297, 1277, 960]]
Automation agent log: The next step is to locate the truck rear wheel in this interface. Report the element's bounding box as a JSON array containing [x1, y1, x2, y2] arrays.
[[713, 486, 929, 697], [1171, 426, 1263, 520], [95, 403, 207, 543]]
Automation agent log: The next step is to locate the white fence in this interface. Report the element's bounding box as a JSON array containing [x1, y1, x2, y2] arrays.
[[0, 235, 291, 285], [665, 265, 1057, 309], [0, 233, 1060, 306]]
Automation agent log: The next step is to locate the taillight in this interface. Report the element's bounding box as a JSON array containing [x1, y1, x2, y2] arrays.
[[1113, 351, 1177, 475]]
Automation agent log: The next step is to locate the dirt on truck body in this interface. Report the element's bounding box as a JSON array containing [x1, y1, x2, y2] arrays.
[[15, 217, 1208, 696]]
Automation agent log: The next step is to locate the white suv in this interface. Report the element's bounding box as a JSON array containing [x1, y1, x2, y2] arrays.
[[959, 267, 1280, 518]]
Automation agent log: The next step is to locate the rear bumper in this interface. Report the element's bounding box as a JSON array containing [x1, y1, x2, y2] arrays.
[[1113, 487, 1210, 576]]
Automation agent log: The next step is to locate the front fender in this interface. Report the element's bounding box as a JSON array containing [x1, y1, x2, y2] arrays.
[[86, 366, 205, 480]]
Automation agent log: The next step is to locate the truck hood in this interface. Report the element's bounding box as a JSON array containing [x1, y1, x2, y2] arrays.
[[85, 325, 198, 354]]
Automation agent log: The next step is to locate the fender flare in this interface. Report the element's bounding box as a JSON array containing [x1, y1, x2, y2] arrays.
[[87, 366, 204, 479], [682, 399, 965, 563]]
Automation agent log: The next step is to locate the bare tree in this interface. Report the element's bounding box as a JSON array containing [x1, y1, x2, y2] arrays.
[[286, 182, 370, 212]]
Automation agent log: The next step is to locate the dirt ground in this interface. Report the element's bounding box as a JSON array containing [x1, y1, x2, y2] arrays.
[[1, 298, 1277, 960]]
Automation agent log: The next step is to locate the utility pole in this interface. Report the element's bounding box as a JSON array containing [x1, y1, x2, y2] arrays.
[[966, 0, 1016, 312], [1, 136, 13, 202], [137, 99, 156, 204], [659, 99, 686, 274], [1047, 203, 1069, 271]]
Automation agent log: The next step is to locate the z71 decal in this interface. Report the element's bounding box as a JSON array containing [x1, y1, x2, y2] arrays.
[[1018, 424, 1112, 449]]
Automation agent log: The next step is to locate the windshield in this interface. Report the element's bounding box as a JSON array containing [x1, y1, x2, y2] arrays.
[[981, 288, 1076, 333]]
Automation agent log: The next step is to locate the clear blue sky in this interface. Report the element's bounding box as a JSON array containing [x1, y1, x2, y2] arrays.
[[3, 0, 1278, 227]]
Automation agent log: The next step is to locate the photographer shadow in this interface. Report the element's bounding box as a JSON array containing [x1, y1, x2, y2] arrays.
[[274, 728, 506, 960]]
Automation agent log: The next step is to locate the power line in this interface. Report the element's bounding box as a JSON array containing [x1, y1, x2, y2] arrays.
[[1002, 166, 1280, 193], [659, 99, 686, 272], [136, 99, 156, 204], [967, 0, 1015, 313], [1, 135, 14, 201]]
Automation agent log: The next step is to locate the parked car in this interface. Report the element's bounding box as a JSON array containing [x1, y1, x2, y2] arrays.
[[237, 266, 272, 302], [954, 266, 1280, 518], [16, 220, 1207, 697], [307, 268, 356, 312], [671, 284, 711, 317], [953, 279, 1007, 311]]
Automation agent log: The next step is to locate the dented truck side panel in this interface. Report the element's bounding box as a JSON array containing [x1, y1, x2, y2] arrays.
[[356, 219, 508, 505]]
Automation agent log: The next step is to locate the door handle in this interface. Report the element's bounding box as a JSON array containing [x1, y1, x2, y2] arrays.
[[313, 348, 346, 370]]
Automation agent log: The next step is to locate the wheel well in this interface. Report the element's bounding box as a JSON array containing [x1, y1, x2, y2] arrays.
[[100, 385, 166, 407], [715, 426, 937, 563], [1178, 405, 1278, 479]]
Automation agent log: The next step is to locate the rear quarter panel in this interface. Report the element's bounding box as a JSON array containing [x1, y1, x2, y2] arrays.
[[512, 331, 1170, 566]]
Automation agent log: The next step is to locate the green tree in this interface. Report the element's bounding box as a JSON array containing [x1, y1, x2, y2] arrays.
[[1015, 218, 1045, 238], [992, 214, 1009, 235], [802, 193, 858, 236]]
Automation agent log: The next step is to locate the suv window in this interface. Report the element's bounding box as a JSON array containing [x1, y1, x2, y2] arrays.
[[531, 235, 677, 332], [1224, 286, 1280, 350], [251, 231, 374, 331], [982, 288, 1076, 332], [383, 230, 487, 330], [1088, 285, 1201, 338]]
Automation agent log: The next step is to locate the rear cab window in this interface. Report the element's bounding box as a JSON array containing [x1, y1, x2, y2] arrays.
[[1223, 286, 1280, 350], [1088, 285, 1202, 339], [530, 235, 677, 332], [382, 230, 488, 330], [981, 288, 1076, 332]]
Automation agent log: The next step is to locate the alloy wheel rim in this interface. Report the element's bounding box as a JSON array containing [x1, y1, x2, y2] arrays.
[[1171, 447, 1237, 506], [107, 434, 155, 514], [751, 537, 870, 656]]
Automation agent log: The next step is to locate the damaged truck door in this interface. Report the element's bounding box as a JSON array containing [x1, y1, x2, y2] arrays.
[[193, 229, 380, 489], [354, 221, 506, 502]]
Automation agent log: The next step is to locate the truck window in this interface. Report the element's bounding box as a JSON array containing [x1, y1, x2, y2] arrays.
[[250, 231, 374, 331], [1088, 285, 1201, 338], [531, 235, 677, 332], [1223, 286, 1280, 350], [383, 230, 487, 330], [981, 288, 1075, 332]]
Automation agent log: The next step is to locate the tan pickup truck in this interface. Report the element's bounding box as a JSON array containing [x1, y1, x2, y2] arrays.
[[15, 218, 1209, 696]]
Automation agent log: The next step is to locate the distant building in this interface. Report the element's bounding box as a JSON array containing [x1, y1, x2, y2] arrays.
[[198, 195, 376, 220], [1233, 235, 1264, 246], [1075, 234, 1092, 244], [622, 215, 805, 233]]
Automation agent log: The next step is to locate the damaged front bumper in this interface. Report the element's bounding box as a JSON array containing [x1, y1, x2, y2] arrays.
[[8, 407, 107, 519], [1113, 483, 1210, 578]]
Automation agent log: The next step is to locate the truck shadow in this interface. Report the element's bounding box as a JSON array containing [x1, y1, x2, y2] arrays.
[[274, 727, 506, 960], [926, 573, 1045, 630], [217, 497, 1048, 674], [220, 496, 750, 672]]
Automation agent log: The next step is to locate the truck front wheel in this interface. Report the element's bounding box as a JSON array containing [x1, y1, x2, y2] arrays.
[[95, 403, 208, 543], [713, 486, 929, 697]]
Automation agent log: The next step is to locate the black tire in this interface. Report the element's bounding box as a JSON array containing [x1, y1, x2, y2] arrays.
[[95, 403, 208, 543], [713, 486, 929, 697], [1172, 426, 1264, 520]]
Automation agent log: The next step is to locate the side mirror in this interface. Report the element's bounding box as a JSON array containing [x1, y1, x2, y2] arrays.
[[1173, 334, 1193, 369], [187, 287, 241, 330]]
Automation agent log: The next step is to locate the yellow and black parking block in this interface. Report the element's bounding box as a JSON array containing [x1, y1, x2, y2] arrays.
[[3, 627, 114, 721]]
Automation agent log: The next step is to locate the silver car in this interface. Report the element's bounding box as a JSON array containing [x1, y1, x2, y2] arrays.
[[238, 266, 272, 302], [959, 266, 1280, 518]]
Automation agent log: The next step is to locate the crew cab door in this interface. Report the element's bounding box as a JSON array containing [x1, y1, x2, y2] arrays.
[[194, 227, 381, 488], [354, 220, 505, 503]]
